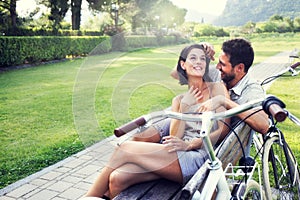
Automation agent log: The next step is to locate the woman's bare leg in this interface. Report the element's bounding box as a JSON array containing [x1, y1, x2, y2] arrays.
[[109, 163, 160, 198], [85, 141, 182, 197], [132, 126, 161, 142]]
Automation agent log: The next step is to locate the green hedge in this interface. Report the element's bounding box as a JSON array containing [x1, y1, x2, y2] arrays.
[[0, 35, 184, 68], [0, 36, 110, 67]]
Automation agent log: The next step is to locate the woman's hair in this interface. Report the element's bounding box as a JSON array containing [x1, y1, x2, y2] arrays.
[[177, 44, 211, 85]]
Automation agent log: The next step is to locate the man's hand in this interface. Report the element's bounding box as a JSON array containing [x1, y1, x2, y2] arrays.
[[200, 42, 215, 61]]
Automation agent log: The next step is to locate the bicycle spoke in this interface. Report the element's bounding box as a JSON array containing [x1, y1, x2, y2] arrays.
[[263, 135, 300, 200]]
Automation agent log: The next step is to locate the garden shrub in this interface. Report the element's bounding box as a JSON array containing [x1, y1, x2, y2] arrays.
[[0, 35, 185, 68], [0, 36, 110, 67]]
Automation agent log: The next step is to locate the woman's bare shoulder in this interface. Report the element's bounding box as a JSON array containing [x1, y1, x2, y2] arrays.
[[207, 81, 226, 90], [207, 82, 228, 96]]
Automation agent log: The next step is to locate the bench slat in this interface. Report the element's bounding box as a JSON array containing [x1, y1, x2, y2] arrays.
[[141, 179, 181, 200], [113, 179, 181, 200], [113, 181, 156, 199]]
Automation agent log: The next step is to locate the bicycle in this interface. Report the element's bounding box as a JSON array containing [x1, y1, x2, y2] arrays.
[[114, 95, 296, 199], [235, 58, 300, 199], [259, 58, 300, 199]]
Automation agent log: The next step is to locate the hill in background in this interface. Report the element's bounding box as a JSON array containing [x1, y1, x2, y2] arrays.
[[207, 0, 300, 26], [185, 9, 218, 24], [124, 0, 298, 27]]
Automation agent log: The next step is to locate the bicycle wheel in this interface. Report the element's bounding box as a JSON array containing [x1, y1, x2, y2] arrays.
[[262, 135, 300, 199], [243, 180, 264, 200]]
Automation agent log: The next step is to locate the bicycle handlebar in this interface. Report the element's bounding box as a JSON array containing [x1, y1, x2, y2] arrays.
[[114, 95, 292, 137], [291, 62, 300, 69], [262, 95, 287, 122], [114, 116, 147, 137]]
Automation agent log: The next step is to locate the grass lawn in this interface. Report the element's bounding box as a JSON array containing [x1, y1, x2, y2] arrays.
[[1, 34, 300, 189]]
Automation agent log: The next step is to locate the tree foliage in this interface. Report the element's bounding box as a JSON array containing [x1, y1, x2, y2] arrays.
[[38, 0, 69, 32]]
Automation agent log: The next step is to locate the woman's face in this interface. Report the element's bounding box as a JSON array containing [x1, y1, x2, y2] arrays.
[[182, 48, 206, 78]]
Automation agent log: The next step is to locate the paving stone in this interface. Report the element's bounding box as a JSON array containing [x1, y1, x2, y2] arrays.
[[54, 166, 73, 173], [22, 188, 42, 199], [63, 159, 87, 169], [73, 181, 91, 191], [58, 187, 86, 200], [40, 171, 63, 181], [47, 181, 73, 193], [0, 196, 16, 200], [5, 184, 37, 198], [75, 164, 100, 176], [26, 189, 58, 200], [61, 175, 83, 184], [51, 197, 66, 200]]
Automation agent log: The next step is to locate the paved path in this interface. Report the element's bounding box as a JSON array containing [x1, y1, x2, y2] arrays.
[[0, 51, 292, 200]]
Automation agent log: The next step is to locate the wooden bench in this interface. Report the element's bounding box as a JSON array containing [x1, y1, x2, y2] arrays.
[[113, 125, 252, 200]]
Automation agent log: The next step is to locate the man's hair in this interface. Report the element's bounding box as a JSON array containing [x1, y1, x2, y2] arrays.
[[222, 38, 254, 72], [177, 44, 212, 85]]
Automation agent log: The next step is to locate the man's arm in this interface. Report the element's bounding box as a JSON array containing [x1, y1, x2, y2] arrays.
[[223, 99, 269, 134], [199, 95, 269, 134]]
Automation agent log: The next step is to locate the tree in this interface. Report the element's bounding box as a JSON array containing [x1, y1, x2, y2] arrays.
[[71, 0, 82, 30], [39, 0, 69, 33], [131, 0, 186, 34], [86, 0, 130, 34], [294, 17, 300, 32], [0, 0, 18, 28]]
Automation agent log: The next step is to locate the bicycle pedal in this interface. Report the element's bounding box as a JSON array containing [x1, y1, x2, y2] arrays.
[[239, 156, 255, 173]]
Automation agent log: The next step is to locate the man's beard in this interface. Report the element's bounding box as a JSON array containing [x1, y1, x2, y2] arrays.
[[221, 72, 235, 84]]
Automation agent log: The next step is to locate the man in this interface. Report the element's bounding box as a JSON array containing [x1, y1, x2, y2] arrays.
[[132, 38, 269, 144]]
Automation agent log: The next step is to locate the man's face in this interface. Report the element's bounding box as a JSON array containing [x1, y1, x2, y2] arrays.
[[216, 51, 235, 84]]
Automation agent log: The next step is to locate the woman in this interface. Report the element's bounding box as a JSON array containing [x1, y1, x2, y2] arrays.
[[84, 44, 230, 199]]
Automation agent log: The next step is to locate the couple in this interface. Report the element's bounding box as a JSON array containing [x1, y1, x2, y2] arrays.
[[84, 38, 269, 199]]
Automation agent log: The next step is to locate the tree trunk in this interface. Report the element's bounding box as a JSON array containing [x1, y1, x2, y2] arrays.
[[10, 0, 17, 28], [71, 0, 82, 30]]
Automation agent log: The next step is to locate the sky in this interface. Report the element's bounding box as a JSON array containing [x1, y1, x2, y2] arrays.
[[17, 0, 227, 21], [170, 0, 227, 16]]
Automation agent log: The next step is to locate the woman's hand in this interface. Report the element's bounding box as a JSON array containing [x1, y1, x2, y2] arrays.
[[198, 95, 226, 112], [181, 86, 203, 108], [162, 136, 190, 153]]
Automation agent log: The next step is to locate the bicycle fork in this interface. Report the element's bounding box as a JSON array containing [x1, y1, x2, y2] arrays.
[[199, 112, 231, 199]]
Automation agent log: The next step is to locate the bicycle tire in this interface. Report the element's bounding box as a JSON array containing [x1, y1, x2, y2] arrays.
[[262, 135, 300, 199], [243, 180, 264, 200]]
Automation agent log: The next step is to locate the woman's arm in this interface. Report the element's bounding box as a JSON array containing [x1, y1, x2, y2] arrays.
[[169, 95, 186, 139], [166, 83, 231, 152], [169, 86, 203, 138], [187, 83, 231, 150]]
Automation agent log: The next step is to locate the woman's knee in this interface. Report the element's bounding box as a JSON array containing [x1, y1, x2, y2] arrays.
[[109, 170, 131, 194], [112, 141, 133, 158]]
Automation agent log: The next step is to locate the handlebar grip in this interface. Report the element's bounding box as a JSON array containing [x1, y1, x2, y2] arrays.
[[268, 104, 287, 122], [262, 95, 287, 122], [114, 116, 147, 137], [291, 62, 300, 69]]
